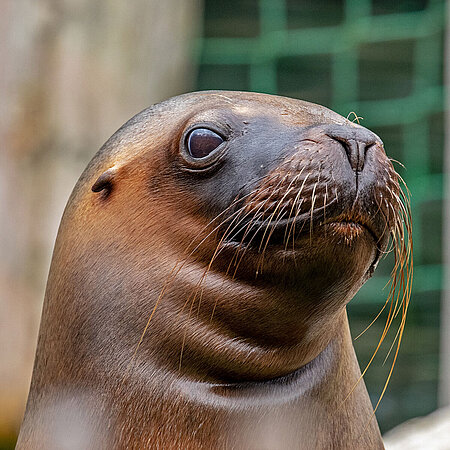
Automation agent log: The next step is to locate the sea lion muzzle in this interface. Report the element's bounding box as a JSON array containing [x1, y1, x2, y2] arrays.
[[222, 122, 397, 274]]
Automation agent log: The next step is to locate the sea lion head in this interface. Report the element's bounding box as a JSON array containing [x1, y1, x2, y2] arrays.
[[40, 91, 410, 385]]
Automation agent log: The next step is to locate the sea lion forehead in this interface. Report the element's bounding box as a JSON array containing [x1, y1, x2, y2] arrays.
[[173, 91, 351, 131], [103, 91, 352, 152]]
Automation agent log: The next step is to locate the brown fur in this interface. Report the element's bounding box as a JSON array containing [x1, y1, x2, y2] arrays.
[[17, 91, 412, 449]]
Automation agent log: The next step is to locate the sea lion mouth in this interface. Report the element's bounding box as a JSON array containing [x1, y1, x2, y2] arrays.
[[324, 220, 381, 244], [222, 210, 381, 251], [322, 213, 380, 243], [324, 220, 372, 239]]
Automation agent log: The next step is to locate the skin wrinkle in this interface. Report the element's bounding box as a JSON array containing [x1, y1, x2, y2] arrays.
[[17, 91, 411, 449]]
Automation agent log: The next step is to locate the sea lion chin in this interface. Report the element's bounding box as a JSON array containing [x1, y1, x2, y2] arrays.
[[17, 91, 411, 449]]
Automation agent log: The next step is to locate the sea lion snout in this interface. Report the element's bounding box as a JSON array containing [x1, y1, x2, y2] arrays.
[[238, 121, 395, 248]]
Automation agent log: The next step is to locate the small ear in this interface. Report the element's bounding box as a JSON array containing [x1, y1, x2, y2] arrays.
[[91, 167, 117, 193]]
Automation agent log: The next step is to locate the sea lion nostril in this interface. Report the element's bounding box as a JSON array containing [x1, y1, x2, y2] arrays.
[[341, 138, 367, 172], [325, 125, 380, 172]]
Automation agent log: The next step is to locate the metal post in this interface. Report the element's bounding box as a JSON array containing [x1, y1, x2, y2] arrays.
[[439, 0, 450, 407]]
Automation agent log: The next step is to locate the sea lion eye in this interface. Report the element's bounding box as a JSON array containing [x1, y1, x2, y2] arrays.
[[187, 128, 224, 159]]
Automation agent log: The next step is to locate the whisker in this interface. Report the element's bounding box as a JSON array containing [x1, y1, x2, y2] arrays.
[[343, 167, 412, 421]]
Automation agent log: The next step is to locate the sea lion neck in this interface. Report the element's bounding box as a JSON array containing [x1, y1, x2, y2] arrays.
[[42, 203, 349, 384], [130, 257, 350, 383], [75, 193, 363, 382]]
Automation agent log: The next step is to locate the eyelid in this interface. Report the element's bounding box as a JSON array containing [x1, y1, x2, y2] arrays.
[[184, 119, 231, 139]]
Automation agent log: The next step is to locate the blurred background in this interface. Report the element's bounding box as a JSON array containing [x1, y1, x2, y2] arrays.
[[0, 0, 447, 447]]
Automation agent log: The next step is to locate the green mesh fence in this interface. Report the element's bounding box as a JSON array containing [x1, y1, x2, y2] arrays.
[[196, 0, 446, 432]]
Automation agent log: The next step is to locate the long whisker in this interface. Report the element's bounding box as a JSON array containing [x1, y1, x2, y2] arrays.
[[343, 168, 412, 421]]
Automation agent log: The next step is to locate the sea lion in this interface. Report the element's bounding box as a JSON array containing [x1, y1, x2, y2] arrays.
[[17, 91, 411, 449]]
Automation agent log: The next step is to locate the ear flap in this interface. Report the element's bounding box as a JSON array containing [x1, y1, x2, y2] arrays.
[[91, 167, 118, 194]]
